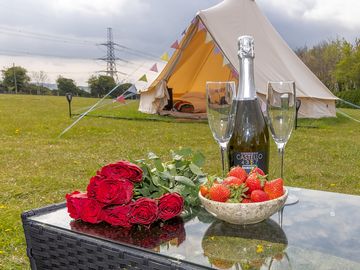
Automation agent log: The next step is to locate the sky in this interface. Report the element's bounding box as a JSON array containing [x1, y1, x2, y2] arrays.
[[0, 0, 359, 86]]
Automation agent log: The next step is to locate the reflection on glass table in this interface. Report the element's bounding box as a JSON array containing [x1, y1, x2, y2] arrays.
[[29, 188, 360, 270], [202, 219, 289, 269]]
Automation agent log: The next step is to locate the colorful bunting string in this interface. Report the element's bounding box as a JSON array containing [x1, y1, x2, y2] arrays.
[[171, 40, 180, 49], [116, 96, 126, 103], [213, 45, 221, 55], [198, 21, 205, 32], [138, 74, 148, 82], [231, 69, 239, 78], [161, 52, 170, 62], [150, 63, 158, 72]]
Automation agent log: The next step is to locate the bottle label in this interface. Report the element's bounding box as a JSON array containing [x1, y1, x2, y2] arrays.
[[233, 151, 266, 173]]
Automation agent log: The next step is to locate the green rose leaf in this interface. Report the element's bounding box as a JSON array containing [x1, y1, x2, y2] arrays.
[[159, 171, 172, 180], [174, 176, 196, 187], [153, 159, 164, 172], [189, 163, 204, 176], [192, 151, 205, 167], [167, 164, 177, 176], [134, 148, 207, 210], [151, 176, 161, 187]]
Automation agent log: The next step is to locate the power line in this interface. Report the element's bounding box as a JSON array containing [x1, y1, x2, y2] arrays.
[[115, 45, 161, 61], [0, 48, 93, 59], [0, 26, 164, 63], [0, 26, 98, 45]]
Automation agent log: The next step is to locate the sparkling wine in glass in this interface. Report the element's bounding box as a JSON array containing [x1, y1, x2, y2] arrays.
[[206, 81, 236, 176], [267, 81, 298, 205]]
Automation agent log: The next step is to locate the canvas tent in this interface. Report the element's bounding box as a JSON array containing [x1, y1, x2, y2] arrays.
[[139, 0, 337, 118]]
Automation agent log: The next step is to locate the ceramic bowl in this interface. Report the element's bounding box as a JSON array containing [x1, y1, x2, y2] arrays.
[[199, 188, 288, 225]]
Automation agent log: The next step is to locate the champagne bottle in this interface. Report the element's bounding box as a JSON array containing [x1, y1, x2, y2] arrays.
[[228, 36, 270, 173]]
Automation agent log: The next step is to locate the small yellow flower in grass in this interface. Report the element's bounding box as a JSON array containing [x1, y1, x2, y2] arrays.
[[256, 244, 264, 253], [0, 251, 4, 254], [0, 205, 6, 209], [15, 128, 20, 134], [330, 183, 336, 187]]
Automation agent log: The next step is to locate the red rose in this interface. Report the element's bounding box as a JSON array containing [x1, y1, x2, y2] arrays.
[[66, 191, 85, 219], [96, 178, 133, 205], [101, 205, 132, 227], [66, 192, 103, 224], [158, 193, 184, 221], [98, 161, 143, 183], [80, 196, 104, 224], [128, 198, 158, 225], [87, 175, 105, 198]]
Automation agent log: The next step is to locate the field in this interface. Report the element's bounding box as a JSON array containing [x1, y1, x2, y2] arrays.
[[1, 94, 360, 269]]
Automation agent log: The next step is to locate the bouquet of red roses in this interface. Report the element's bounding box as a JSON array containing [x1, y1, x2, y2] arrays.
[[66, 160, 184, 227]]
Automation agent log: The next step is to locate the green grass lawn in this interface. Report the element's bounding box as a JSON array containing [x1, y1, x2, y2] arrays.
[[0, 94, 360, 269]]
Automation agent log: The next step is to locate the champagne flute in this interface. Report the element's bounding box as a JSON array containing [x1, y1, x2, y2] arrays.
[[267, 81, 298, 205], [206, 81, 236, 176]]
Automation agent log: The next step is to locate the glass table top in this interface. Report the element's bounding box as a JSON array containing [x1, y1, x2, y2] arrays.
[[30, 187, 360, 270]]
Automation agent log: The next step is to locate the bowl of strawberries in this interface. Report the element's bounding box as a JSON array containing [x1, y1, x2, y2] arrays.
[[198, 166, 288, 225]]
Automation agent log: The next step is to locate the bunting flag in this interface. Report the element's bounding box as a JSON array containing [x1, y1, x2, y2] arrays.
[[160, 52, 170, 62], [127, 84, 138, 94], [171, 40, 180, 49], [150, 63, 158, 72], [205, 32, 212, 44], [198, 21, 205, 32], [182, 28, 187, 35], [231, 69, 239, 78], [222, 56, 230, 67], [213, 45, 221, 55], [138, 74, 148, 82], [191, 17, 197, 24], [115, 95, 126, 103]]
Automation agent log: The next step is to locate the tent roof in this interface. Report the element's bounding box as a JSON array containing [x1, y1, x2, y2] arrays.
[[197, 0, 337, 100]]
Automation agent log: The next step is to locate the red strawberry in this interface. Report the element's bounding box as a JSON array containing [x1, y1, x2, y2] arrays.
[[200, 185, 209, 197], [209, 184, 231, 202], [250, 167, 265, 176], [251, 190, 269, 202], [223, 176, 244, 186], [228, 166, 248, 182], [245, 173, 265, 194], [242, 198, 252, 203], [264, 178, 284, 200]]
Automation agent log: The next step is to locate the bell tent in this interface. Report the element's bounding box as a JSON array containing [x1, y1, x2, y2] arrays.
[[139, 0, 337, 118]]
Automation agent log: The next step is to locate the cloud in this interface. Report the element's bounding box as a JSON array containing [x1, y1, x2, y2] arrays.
[[0, 0, 359, 84], [259, 0, 360, 29], [257, 0, 360, 48], [0, 0, 220, 57]]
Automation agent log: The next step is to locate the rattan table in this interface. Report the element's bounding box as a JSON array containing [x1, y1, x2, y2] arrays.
[[22, 187, 360, 269]]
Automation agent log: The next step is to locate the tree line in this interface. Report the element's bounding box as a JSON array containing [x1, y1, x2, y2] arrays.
[[1, 37, 359, 104], [0, 66, 132, 98], [295, 38, 360, 105]]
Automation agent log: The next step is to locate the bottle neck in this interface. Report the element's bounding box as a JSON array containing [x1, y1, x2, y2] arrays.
[[237, 57, 256, 100]]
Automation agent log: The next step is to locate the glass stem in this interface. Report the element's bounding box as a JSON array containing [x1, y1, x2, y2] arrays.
[[278, 146, 285, 179], [220, 143, 228, 177]]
